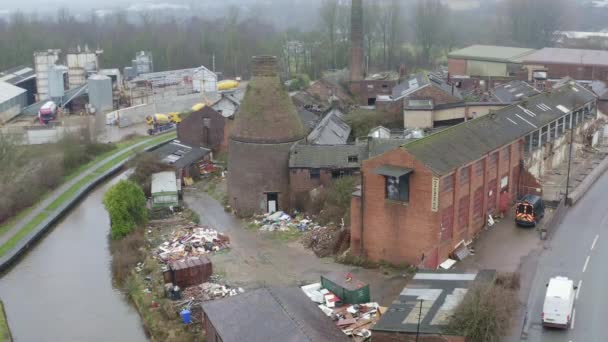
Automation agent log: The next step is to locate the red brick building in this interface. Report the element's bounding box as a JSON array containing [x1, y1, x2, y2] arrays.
[[351, 83, 597, 268], [522, 48, 608, 85], [177, 105, 228, 153]]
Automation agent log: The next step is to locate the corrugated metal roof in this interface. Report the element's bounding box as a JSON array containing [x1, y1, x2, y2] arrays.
[[0, 65, 35, 85], [492, 80, 541, 103], [523, 48, 608, 67], [153, 141, 210, 169], [403, 82, 597, 175], [374, 165, 413, 178], [448, 45, 536, 63], [151, 171, 178, 194], [0, 81, 26, 104]]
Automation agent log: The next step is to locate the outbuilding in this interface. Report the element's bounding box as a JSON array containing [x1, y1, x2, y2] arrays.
[[202, 287, 349, 342], [151, 171, 180, 208], [0, 81, 27, 123]]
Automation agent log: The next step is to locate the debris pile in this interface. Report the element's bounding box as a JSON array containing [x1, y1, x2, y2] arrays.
[[301, 282, 382, 340], [302, 225, 349, 257], [172, 276, 245, 321], [156, 225, 230, 262], [252, 211, 324, 233]]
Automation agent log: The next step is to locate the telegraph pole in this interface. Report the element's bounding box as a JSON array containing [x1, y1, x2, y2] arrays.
[[416, 299, 423, 342]]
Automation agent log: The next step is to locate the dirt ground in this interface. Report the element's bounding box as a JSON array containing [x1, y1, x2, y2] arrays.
[[183, 186, 407, 307]]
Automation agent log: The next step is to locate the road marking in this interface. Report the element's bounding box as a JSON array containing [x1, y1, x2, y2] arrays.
[[591, 234, 599, 250], [576, 280, 582, 300], [571, 308, 576, 330], [583, 255, 590, 273]]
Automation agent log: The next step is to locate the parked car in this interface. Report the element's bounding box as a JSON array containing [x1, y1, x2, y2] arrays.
[[515, 194, 545, 227], [542, 276, 577, 329]]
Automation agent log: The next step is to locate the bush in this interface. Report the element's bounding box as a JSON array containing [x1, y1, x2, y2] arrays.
[[129, 153, 173, 196], [104, 180, 148, 240], [287, 74, 311, 91], [110, 228, 145, 285], [317, 176, 356, 225], [446, 280, 519, 342]]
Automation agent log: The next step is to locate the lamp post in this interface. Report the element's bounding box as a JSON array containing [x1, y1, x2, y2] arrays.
[[416, 299, 424, 342], [565, 116, 575, 204]]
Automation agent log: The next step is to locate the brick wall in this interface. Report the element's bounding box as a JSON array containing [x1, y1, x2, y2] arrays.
[[354, 148, 439, 266], [448, 58, 467, 76], [289, 168, 336, 209], [177, 106, 226, 152], [373, 331, 465, 342], [351, 80, 399, 105], [353, 138, 525, 268]]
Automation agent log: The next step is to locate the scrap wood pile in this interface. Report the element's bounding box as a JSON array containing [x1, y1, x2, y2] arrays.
[[251, 211, 325, 233], [173, 276, 244, 321], [301, 283, 382, 341], [302, 225, 350, 257], [156, 224, 230, 263]]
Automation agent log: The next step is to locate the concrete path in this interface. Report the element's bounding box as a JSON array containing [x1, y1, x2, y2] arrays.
[[0, 137, 161, 247], [184, 190, 408, 306]]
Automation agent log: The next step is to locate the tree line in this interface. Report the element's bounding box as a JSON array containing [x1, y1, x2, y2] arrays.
[[0, 0, 591, 80]]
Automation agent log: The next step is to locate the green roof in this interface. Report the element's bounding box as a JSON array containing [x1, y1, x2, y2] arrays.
[[448, 45, 537, 63]]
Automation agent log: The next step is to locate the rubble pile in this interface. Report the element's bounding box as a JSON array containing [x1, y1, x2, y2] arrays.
[[301, 225, 346, 257], [252, 211, 324, 233], [156, 225, 230, 263], [301, 283, 381, 340], [173, 276, 244, 319]]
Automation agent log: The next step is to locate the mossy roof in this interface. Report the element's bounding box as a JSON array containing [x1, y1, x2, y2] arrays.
[[231, 76, 305, 144], [402, 83, 596, 175]]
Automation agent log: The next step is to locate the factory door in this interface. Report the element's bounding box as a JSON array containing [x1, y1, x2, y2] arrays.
[[267, 193, 278, 213]]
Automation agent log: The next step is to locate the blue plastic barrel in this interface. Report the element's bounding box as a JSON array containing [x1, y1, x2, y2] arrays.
[[180, 309, 191, 324]]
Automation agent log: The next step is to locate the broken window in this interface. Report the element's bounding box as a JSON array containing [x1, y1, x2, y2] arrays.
[[460, 166, 470, 185], [203, 118, 211, 128], [458, 196, 470, 230], [441, 206, 454, 241], [503, 147, 510, 161], [310, 168, 321, 180], [441, 174, 454, 193], [348, 155, 359, 163], [385, 174, 410, 202], [475, 160, 484, 176], [473, 187, 483, 222]]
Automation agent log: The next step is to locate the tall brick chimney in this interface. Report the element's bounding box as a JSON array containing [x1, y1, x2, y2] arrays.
[[350, 0, 364, 82]]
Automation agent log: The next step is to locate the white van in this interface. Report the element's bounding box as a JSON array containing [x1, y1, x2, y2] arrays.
[[542, 276, 577, 329]]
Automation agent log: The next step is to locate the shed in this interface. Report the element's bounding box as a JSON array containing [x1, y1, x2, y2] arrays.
[[202, 287, 349, 342], [151, 171, 179, 208], [163, 255, 212, 288], [320, 272, 370, 304], [0, 81, 27, 123]]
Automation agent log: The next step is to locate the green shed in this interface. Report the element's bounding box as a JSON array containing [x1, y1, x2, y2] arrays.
[[321, 272, 370, 304], [151, 171, 179, 208]]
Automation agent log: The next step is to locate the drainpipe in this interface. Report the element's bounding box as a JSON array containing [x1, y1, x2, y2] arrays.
[[359, 172, 365, 256]]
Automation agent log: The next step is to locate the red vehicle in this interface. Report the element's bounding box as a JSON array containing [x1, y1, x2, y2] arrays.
[[38, 101, 58, 124]]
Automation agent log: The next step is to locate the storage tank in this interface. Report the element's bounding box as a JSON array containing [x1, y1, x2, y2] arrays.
[[34, 49, 61, 101], [87, 74, 113, 113]]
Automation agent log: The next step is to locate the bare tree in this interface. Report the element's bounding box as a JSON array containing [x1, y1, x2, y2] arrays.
[[320, 0, 339, 69], [506, 0, 566, 48], [413, 0, 448, 66]]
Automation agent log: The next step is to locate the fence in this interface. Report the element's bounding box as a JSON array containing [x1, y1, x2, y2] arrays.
[[539, 196, 567, 240]]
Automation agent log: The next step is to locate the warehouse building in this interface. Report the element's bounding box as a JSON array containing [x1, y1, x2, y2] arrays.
[[448, 45, 536, 78], [522, 48, 608, 89], [350, 82, 597, 268], [0, 81, 28, 123], [0, 65, 37, 105]]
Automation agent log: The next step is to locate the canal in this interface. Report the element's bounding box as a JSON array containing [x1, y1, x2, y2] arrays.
[[0, 172, 147, 342]]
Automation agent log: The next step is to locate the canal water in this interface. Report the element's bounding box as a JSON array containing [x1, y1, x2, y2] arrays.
[[0, 173, 147, 342]]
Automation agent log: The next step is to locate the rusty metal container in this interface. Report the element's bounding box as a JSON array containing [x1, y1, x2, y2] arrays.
[[164, 255, 212, 288]]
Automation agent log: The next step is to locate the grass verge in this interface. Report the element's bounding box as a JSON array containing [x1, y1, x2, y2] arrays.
[[0, 300, 11, 342], [0, 132, 175, 258]]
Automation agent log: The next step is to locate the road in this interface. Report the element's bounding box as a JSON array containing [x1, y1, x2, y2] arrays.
[[525, 171, 608, 342]]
